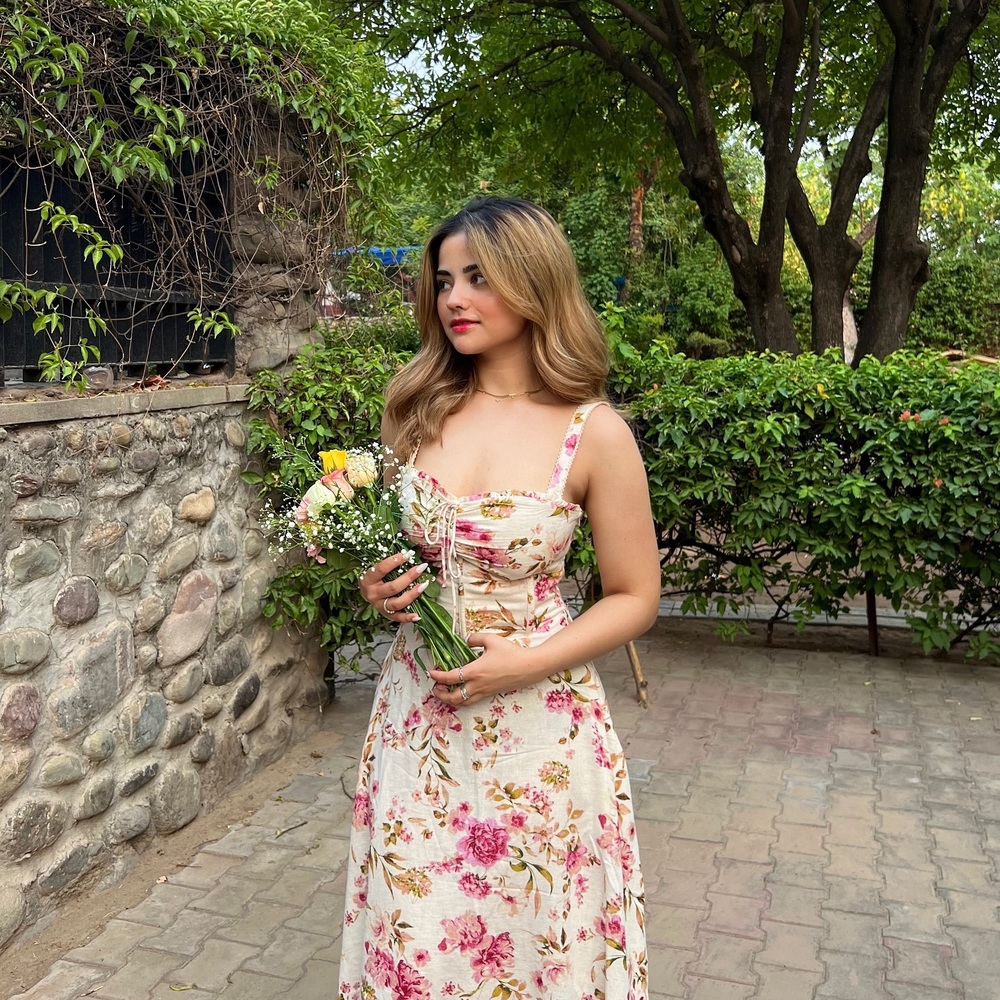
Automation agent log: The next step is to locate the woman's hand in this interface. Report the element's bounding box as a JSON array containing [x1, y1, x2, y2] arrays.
[[359, 551, 429, 623], [429, 633, 546, 707]]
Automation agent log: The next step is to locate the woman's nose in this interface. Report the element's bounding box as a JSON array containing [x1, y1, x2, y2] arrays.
[[446, 281, 467, 310]]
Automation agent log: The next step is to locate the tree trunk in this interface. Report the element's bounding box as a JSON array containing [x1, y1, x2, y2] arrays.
[[621, 160, 659, 305], [857, 0, 991, 361], [679, 156, 800, 355], [856, 24, 931, 361]]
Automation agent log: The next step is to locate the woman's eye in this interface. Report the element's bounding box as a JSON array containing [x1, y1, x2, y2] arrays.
[[471, 273, 487, 286], [436, 279, 452, 292]]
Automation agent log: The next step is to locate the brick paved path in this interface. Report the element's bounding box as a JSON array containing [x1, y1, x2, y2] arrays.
[[9, 620, 1000, 1000]]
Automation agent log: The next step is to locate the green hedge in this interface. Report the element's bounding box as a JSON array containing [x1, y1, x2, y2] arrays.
[[247, 326, 1000, 663], [634, 350, 1000, 658], [244, 323, 410, 669]]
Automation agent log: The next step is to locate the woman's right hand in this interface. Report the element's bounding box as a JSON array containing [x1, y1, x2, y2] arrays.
[[359, 551, 429, 623]]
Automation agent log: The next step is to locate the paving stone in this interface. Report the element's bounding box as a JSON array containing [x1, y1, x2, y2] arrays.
[[685, 977, 755, 1000], [216, 970, 291, 999], [884, 937, 959, 991], [256, 866, 338, 906], [825, 844, 883, 882], [702, 892, 766, 939], [931, 828, 986, 861], [646, 945, 695, 997], [169, 938, 259, 992], [243, 927, 336, 979], [768, 850, 828, 890], [201, 823, 273, 858], [755, 963, 825, 1000], [121, 884, 206, 927], [824, 910, 889, 957], [884, 901, 951, 945], [6, 961, 109, 1000], [647, 904, 706, 948], [688, 930, 762, 983], [720, 829, 776, 863], [949, 927, 1000, 1000], [64, 918, 158, 966], [217, 901, 300, 946], [764, 883, 827, 927], [880, 865, 944, 905], [939, 890, 1000, 930], [92, 947, 186, 998], [151, 909, 228, 956], [656, 867, 717, 906], [884, 985, 967, 1000], [189, 875, 261, 916], [780, 822, 831, 854], [757, 919, 825, 972], [168, 851, 243, 890], [816, 951, 889, 999], [711, 858, 771, 897]]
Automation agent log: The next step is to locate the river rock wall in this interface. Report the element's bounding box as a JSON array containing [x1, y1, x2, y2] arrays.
[[0, 387, 327, 953]]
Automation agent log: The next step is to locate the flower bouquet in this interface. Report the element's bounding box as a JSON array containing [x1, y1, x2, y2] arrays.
[[266, 446, 474, 673]]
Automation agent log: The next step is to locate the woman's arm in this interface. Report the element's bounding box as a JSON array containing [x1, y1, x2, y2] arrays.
[[431, 405, 661, 704]]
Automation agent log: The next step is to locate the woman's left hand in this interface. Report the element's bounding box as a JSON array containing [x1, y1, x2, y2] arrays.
[[428, 633, 541, 707]]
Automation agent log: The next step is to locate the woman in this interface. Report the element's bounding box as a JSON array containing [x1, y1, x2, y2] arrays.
[[338, 197, 661, 1000]]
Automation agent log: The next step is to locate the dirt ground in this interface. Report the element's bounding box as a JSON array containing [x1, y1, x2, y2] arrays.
[[0, 617, 988, 996]]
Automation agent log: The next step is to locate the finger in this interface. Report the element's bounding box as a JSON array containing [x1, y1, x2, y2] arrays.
[[372, 549, 416, 580], [385, 576, 429, 611]]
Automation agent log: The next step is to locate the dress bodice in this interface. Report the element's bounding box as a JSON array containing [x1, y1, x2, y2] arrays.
[[398, 403, 604, 644]]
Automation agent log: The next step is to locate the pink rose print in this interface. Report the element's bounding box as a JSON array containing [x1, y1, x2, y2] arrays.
[[364, 944, 395, 988], [544, 687, 574, 714], [393, 960, 431, 1000], [458, 872, 492, 898], [471, 932, 514, 982], [533, 958, 569, 991], [352, 791, 372, 832], [534, 573, 561, 602], [438, 912, 488, 953], [563, 432, 579, 453], [469, 545, 511, 567], [457, 818, 510, 868], [455, 519, 494, 543], [596, 912, 626, 948], [565, 840, 589, 874]]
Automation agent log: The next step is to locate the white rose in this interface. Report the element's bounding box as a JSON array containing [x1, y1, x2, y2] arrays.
[[345, 451, 378, 488]]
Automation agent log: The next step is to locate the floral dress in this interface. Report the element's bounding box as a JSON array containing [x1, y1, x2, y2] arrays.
[[337, 402, 647, 1000]]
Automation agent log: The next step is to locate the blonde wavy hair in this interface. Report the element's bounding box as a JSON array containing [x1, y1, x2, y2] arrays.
[[384, 197, 609, 459]]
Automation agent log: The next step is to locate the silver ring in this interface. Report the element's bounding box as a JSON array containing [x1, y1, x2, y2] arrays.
[[460, 683, 469, 702], [382, 596, 393, 615], [458, 666, 465, 684]]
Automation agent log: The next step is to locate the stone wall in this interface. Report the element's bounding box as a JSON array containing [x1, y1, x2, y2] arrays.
[[0, 386, 327, 953]]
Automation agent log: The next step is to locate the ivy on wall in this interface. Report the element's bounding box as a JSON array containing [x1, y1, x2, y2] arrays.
[[0, 0, 390, 384]]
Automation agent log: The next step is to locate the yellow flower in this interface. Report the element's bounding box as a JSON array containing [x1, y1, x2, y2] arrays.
[[816, 383, 829, 399], [319, 450, 347, 474]]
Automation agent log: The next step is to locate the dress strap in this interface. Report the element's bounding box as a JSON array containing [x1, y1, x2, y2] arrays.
[[547, 401, 609, 497]]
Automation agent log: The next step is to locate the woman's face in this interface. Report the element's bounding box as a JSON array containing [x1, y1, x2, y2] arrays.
[[435, 232, 530, 359]]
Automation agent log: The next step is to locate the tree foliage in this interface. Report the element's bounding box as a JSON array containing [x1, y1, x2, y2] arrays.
[[327, 0, 997, 361]]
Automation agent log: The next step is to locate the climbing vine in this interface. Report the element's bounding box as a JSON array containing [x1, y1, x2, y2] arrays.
[[0, 0, 390, 382]]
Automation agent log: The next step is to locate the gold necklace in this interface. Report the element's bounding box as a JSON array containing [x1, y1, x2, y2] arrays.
[[475, 387, 543, 401]]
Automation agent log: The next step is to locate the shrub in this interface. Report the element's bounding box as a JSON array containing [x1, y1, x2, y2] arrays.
[[244, 324, 412, 668]]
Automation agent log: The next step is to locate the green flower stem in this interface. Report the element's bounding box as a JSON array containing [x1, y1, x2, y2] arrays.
[[410, 589, 476, 672]]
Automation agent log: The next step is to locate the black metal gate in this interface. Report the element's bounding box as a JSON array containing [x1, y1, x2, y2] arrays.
[[0, 150, 235, 387]]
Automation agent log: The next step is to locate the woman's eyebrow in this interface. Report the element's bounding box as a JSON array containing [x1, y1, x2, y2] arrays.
[[435, 263, 481, 276]]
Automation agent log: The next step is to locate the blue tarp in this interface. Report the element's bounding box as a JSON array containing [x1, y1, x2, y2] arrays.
[[335, 246, 422, 267]]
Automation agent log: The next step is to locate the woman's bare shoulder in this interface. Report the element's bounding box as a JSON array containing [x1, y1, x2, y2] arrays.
[[582, 402, 638, 449]]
